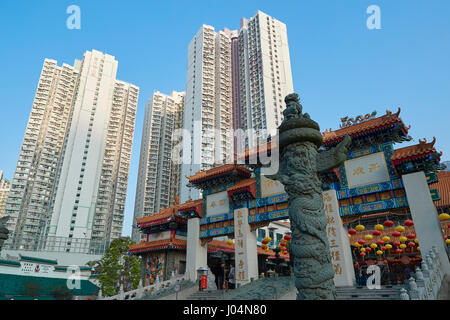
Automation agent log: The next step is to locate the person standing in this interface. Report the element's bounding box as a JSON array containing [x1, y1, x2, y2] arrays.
[[228, 263, 236, 289], [217, 262, 225, 290]]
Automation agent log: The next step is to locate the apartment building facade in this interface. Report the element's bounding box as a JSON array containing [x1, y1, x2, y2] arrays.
[[4, 59, 80, 249], [4, 50, 139, 250], [237, 11, 294, 148], [178, 11, 293, 202], [132, 91, 184, 242], [179, 25, 235, 203], [0, 171, 11, 218]]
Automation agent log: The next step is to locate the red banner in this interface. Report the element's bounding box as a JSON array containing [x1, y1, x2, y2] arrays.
[[201, 275, 207, 289]]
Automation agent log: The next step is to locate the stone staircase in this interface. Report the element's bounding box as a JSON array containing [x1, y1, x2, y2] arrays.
[[335, 285, 403, 300], [187, 290, 227, 300]]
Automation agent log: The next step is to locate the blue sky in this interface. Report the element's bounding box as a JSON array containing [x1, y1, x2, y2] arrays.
[[0, 0, 449, 237]]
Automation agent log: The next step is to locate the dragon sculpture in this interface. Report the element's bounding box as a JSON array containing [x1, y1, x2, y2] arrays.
[[267, 93, 351, 299]]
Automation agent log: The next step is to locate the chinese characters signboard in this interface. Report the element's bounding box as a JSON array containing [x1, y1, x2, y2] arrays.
[[323, 190, 356, 287], [206, 191, 229, 216], [344, 152, 390, 189], [233, 208, 258, 285], [260, 175, 286, 198]]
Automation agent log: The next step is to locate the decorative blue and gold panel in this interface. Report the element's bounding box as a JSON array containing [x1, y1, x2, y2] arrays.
[[339, 196, 408, 216], [430, 189, 440, 201], [248, 208, 289, 223], [248, 193, 288, 209], [200, 212, 233, 225], [337, 179, 404, 199], [200, 226, 234, 238]]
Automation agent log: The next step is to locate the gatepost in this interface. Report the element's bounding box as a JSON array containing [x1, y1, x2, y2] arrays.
[[402, 171, 450, 276], [323, 189, 356, 287], [233, 208, 258, 286], [186, 217, 208, 282]]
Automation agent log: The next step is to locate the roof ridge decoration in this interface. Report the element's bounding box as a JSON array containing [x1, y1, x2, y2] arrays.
[[322, 107, 409, 146], [418, 136, 436, 147], [340, 110, 377, 128]]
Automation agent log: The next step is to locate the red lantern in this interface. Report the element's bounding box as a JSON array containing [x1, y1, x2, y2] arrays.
[[408, 242, 415, 247], [376, 240, 384, 246], [404, 220, 414, 227], [262, 240, 268, 245], [348, 229, 357, 235], [360, 252, 366, 257], [280, 242, 286, 247], [284, 235, 292, 241], [395, 249, 402, 254], [381, 246, 387, 251], [358, 239, 366, 245], [366, 247, 372, 253], [393, 241, 401, 247], [407, 233, 416, 240], [384, 220, 394, 227], [372, 230, 381, 236], [392, 231, 401, 237]]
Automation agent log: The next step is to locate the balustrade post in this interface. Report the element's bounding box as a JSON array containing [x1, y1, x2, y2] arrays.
[[426, 254, 434, 273], [118, 284, 124, 300], [415, 267, 425, 288], [400, 288, 410, 300], [408, 277, 419, 300], [137, 279, 143, 299], [421, 260, 430, 279]]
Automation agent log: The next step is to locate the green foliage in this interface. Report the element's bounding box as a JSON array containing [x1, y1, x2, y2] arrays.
[[89, 237, 141, 296]]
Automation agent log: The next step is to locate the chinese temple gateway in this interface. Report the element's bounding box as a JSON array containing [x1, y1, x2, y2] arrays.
[[129, 108, 450, 287]]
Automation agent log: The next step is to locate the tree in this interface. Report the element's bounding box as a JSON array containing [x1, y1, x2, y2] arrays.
[[89, 237, 141, 296]]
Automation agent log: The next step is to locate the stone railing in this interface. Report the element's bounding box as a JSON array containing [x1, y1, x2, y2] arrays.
[[400, 246, 447, 300], [99, 274, 189, 300], [223, 274, 295, 300]]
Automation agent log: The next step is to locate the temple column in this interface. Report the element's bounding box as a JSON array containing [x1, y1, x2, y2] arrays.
[[140, 254, 147, 286], [402, 171, 450, 275], [323, 190, 356, 287], [186, 217, 208, 281], [233, 208, 258, 285]]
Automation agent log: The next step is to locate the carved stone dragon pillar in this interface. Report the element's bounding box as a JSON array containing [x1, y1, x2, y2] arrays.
[[267, 94, 351, 299]]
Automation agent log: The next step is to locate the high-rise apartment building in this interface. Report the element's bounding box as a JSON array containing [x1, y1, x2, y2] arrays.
[[132, 91, 184, 242], [4, 59, 79, 249], [0, 171, 11, 218], [179, 25, 235, 203], [179, 11, 293, 202], [5, 50, 139, 250], [237, 11, 293, 148]]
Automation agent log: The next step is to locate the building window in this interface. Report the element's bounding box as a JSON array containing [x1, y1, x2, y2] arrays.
[[258, 229, 266, 239]]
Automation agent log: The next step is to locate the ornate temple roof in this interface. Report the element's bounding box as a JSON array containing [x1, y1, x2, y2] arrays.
[[178, 199, 204, 218], [239, 109, 410, 162], [226, 178, 257, 199], [322, 108, 409, 146], [128, 238, 289, 258], [128, 239, 187, 254], [236, 142, 275, 163], [136, 204, 186, 228], [391, 137, 440, 164], [430, 171, 450, 209], [188, 164, 252, 184]]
